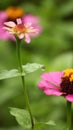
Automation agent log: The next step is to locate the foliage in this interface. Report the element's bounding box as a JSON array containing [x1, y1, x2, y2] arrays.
[[10, 107, 55, 130], [0, 63, 43, 80], [0, 0, 73, 130]]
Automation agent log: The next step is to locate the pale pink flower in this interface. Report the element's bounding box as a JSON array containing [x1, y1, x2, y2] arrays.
[[4, 17, 41, 43], [38, 69, 73, 102], [0, 7, 24, 41], [22, 14, 42, 37], [0, 7, 42, 41]]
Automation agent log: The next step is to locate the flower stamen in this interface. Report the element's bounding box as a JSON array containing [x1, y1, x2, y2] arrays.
[[60, 69, 73, 95], [13, 24, 26, 33], [63, 69, 73, 82]]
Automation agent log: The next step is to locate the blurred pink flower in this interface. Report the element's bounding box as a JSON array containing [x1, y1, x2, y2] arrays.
[[0, 11, 15, 40], [38, 69, 73, 102], [0, 11, 7, 23], [22, 14, 42, 38], [4, 16, 41, 43], [0, 7, 42, 41]]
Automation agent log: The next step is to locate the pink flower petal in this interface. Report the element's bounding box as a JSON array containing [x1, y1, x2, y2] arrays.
[[17, 18, 22, 24], [0, 11, 8, 23], [65, 95, 73, 102], [29, 26, 42, 37], [24, 33, 31, 43], [0, 24, 15, 41], [38, 79, 59, 90], [44, 88, 63, 96], [0, 31, 15, 41], [18, 33, 25, 39], [24, 22, 32, 27], [23, 14, 40, 25], [22, 14, 42, 38], [4, 21, 16, 28], [41, 72, 63, 87], [38, 79, 62, 96]]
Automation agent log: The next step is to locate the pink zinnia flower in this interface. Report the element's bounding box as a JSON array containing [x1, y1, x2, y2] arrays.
[[4, 17, 41, 43], [0, 7, 41, 41], [0, 7, 24, 41], [38, 69, 73, 102]]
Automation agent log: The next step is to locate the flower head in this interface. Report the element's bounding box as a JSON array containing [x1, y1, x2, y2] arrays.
[[0, 7, 42, 41], [38, 69, 73, 102], [4, 16, 41, 43], [0, 6, 24, 41]]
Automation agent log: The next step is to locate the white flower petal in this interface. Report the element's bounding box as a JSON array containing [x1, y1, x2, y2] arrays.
[[18, 33, 25, 39], [24, 33, 31, 43], [4, 21, 16, 27], [17, 18, 22, 24]]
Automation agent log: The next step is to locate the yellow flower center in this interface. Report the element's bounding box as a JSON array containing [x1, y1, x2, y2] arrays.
[[6, 7, 24, 20], [63, 69, 73, 82]]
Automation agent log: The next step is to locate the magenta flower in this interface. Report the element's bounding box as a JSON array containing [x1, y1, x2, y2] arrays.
[[38, 69, 73, 102], [4, 16, 41, 43]]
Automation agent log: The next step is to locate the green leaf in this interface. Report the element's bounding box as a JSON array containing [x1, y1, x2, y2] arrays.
[[10, 107, 55, 130], [0, 63, 43, 80], [22, 63, 44, 73], [10, 107, 31, 129], [0, 69, 21, 80], [34, 120, 56, 130]]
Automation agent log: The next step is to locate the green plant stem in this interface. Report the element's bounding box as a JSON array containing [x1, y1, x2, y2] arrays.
[[67, 101, 72, 130], [16, 39, 34, 129]]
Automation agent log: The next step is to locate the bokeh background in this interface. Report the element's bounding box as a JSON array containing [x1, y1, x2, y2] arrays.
[[0, 0, 73, 130]]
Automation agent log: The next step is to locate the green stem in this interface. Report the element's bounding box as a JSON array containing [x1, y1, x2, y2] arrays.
[[67, 101, 72, 130], [16, 38, 34, 129]]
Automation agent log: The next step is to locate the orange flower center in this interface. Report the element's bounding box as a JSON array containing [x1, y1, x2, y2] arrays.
[[6, 7, 24, 20], [14, 24, 27, 33]]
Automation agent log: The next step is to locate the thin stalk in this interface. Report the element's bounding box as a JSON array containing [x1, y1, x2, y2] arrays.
[[72, 43, 73, 68], [16, 39, 34, 129], [67, 101, 72, 130]]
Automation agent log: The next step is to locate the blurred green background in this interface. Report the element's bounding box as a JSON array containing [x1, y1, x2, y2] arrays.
[[0, 0, 73, 130]]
